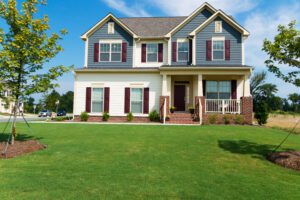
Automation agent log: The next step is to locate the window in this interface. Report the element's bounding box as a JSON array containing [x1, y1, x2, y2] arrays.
[[100, 42, 121, 62], [177, 42, 189, 61], [108, 22, 115, 34], [206, 81, 231, 99], [131, 88, 143, 113], [147, 43, 158, 62], [212, 39, 224, 60], [91, 88, 104, 113], [215, 21, 222, 33]]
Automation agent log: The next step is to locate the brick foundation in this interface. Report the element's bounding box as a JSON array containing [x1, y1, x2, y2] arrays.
[[74, 116, 151, 123]]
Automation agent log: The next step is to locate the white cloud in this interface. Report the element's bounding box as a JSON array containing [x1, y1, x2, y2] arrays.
[[151, 0, 259, 16], [102, 0, 151, 17]]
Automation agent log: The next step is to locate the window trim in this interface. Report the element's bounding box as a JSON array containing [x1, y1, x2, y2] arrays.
[[177, 41, 189, 62], [99, 41, 122, 62], [91, 87, 104, 114], [212, 37, 225, 61], [130, 87, 144, 114], [146, 43, 159, 63], [108, 22, 115, 34], [215, 21, 222, 33], [206, 81, 231, 99]]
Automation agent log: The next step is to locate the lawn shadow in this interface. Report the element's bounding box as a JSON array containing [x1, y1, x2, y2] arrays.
[[218, 140, 294, 160], [0, 133, 42, 142]]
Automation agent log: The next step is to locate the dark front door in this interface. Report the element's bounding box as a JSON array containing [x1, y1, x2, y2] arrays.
[[174, 85, 186, 111]]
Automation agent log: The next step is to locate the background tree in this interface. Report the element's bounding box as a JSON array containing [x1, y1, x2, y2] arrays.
[[0, 0, 72, 144], [288, 93, 300, 112], [44, 90, 60, 112], [263, 20, 300, 87], [23, 97, 35, 113], [59, 91, 74, 113]]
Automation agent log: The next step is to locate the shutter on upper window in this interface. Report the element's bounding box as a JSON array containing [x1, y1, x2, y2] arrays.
[[122, 42, 127, 62], [141, 44, 147, 63], [143, 88, 149, 114], [172, 42, 177, 62], [158, 43, 163, 62], [86, 87, 91, 112], [225, 40, 230, 60], [94, 43, 99, 62], [206, 40, 212, 61], [189, 39, 193, 64]]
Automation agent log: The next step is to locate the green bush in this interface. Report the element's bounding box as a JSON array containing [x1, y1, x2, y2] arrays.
[[127, 112, 133, 122], [80, 112, 89, 122], [54, 116, 64, 121], [102, 112, 110, 121], [223, 114, 231, 125], [208, 114, 217, 124], [188, 106, 195, 114], [234, 115, 244, 125], [255, 102, 269, 125], [149, 110, 160, 122]]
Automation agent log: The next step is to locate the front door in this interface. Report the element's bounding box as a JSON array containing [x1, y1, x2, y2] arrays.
[[174, 85, 186, 111]]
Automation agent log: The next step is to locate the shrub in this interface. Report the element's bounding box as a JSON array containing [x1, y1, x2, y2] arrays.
[[208, 114, 217, 124], [234, 115, 244, 125], [149, 110, 160, 122], [188, 106, 195, 114], [102, 112, 110, 121], [127, 112, 133, 122], [170, 106, 176, 113], [80, 112, 89, 122], [54, 116, 64, 121], [223, 114, 231, 125], [255, 102, 269, 125]]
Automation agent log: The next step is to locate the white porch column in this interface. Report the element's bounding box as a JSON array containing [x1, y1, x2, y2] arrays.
[[162, 74, 168, 95], [197, 74, 203, 96], [243, 75, 251, 97]]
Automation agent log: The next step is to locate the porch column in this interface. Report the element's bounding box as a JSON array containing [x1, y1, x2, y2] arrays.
[[243, 75, 251, 97], [197, 74, 203, 96], [162, 74, 168, 95]]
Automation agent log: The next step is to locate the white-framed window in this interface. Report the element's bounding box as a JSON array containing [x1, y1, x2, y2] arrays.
[[147, 43, 158, 62], [91, 88, 104, 113], [206, 81, 231, 99], [215, 21, 222, 33], [108, 22, 115, 34], [212, 38, 225, 60], [130, 88, 143, 113], [100, 42, 121, 62], [177, 41, 189, 62]]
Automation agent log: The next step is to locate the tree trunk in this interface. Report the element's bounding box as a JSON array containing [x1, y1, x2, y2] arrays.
[[10, 103, 18, 145]]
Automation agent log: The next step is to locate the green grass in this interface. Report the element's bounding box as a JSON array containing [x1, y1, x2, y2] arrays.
[[0, 123, 300, 199]]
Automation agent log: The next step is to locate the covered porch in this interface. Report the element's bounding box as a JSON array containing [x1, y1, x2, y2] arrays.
[[159, 67, 253, 124]]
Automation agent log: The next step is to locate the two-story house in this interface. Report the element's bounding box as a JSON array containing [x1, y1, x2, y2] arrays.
[[73, 2, 253, 124]]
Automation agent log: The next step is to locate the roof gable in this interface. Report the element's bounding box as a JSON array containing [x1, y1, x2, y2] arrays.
[[81, 13, 137, 40], [189, 10, 250, 36]]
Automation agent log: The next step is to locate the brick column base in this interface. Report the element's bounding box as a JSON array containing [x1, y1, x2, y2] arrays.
[[160, 96, 170, 120], [241, 96, 253, 124]]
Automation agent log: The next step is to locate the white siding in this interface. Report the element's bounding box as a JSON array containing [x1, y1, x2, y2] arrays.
[[134, 39, 168, 68], [74, 73, 162, 116]]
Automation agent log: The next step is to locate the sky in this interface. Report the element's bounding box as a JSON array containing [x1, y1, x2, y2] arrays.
[[0, 0, 299, 99]]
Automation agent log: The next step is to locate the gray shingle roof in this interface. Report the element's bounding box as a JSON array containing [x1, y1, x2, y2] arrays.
[[119, 17, 187, 37]]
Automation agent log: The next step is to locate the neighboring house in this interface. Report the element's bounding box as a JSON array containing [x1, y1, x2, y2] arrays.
[[73, 2, 253, 124], [0, 90, 14, 114]]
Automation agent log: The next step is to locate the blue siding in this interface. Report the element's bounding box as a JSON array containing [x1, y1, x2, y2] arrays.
[[171, 9, 213, 65], [87, 19, 133, 68], [196, 17, 242, 65]]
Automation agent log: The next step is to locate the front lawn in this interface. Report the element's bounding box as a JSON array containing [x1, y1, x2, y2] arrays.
[[0, 124, 299, 199]]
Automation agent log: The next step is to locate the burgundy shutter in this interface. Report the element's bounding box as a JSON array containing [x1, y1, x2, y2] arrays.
[[203, 80, 206, 97], [172, 42, 177, 62], [143, 88, 149, 114], [104, 87, 110, 113], [206, 40, 212, 61], [225, 40, 230, 60], [189, 39, 193, 64], [124, 88, 130, 113], [94, 43, 99, 62], [122, 42, 127, 62], [231, 80, 237, 99], [141, 44, 146, 63], [158, 43, 163, 62], [85, 87, 91, 112]]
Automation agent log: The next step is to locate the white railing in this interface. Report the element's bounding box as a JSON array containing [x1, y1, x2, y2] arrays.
[[205, 99, 241, 114]]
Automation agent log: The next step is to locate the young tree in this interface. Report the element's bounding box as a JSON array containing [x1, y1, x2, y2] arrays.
[[262, 20, 300, 87], [0, 0, 72, 144]]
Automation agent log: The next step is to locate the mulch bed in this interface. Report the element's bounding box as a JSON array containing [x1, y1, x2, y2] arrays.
[[267, 151, 300, 171], [0, 140, 47, 159]]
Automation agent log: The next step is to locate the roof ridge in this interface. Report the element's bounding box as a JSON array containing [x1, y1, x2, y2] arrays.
[[119, 16, 187, 19]]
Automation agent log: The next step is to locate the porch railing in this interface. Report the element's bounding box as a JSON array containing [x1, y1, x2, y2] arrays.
[[205, 99, 241, 114]]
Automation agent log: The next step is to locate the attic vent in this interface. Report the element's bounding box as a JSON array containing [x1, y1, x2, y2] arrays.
[[108, 22, 115, 34], [215, 21, 222, 33]]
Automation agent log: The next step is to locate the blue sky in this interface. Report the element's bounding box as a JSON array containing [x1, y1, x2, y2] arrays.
[[1, 0, 299, 99]]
